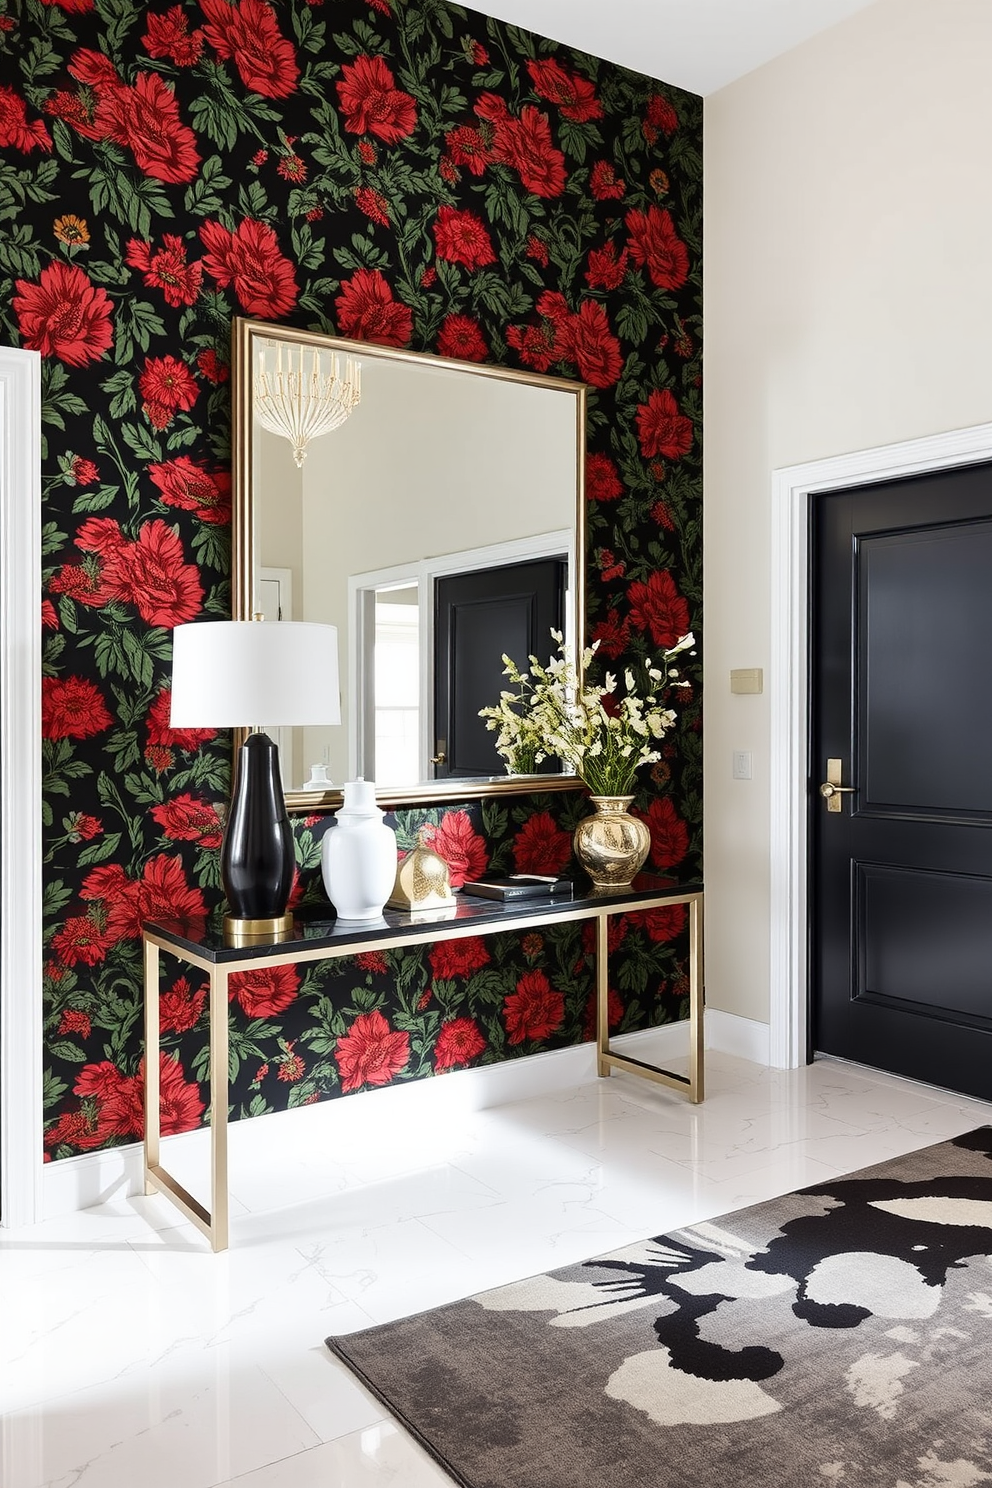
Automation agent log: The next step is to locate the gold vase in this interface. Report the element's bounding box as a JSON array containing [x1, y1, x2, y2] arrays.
[[573, 795, 651, 890]]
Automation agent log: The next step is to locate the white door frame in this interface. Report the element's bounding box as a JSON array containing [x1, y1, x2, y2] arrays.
[[0, 348, 42, 1227], [769, 420, 992, 1069]]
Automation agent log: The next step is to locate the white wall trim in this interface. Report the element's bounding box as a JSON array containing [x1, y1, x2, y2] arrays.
[[0, 347, 42, 1228], [769, 421, 992, 1069]]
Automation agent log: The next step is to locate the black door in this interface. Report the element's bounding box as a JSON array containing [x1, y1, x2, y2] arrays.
[[433, 557, 565, 779], [811, 463, 992, 1099]]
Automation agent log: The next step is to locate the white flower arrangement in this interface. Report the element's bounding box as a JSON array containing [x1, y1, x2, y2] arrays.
[[480, 630, 695, 797]]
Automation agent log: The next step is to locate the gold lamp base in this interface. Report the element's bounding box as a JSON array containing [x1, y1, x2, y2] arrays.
[[222, 913, 294, 947]]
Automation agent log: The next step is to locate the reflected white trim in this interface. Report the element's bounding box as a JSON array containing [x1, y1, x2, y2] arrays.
[[0, 347, 42, 1227]]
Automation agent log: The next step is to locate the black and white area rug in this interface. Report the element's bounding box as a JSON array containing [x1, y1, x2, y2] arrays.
[[327, 1128, 992, 1488]]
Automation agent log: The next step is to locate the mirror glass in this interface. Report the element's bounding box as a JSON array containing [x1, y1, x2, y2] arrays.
[[232, 319, 587, 808]]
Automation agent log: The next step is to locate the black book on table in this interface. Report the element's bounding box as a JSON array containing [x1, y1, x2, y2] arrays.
[[462, 876, 573, 902]]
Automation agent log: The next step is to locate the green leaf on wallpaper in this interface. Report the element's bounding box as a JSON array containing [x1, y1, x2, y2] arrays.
[[471, 271, 531, 323], [191, 525, 228, 572], [48, 1040, 89, 1064], [72, 484, 119, 515], [56, 598, 78, 635], [121, 630, 153, 690], [104, 731, 141, 775], [189, 92, 239, 154], [42, 880, 73, 921], [41, 522, 67, 557], [77, 832, 121, 868], [239, 180, 271, 222], [615, 301, 650, 346], [25, 157, 59, 203], [0, 223, 41, 280], [558, 121, 603, 166], [42, 1071, 69, 1111], [184, 157, 233, 219], [100, 367, 134, 412], [119, 422, 162, 464]]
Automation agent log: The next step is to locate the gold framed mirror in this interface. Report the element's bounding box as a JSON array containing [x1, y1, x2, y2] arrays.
[[231, 318, 587, 810]]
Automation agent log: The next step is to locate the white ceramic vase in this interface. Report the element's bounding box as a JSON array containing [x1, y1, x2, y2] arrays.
[[322, 780, 397, 921]]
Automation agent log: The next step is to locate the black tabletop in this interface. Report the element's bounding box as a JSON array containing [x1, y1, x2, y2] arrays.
[[143, 872, 703, 963]]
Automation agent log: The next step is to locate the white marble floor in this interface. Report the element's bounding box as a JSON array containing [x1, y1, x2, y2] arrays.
[[3, 1051, 992, 1488]]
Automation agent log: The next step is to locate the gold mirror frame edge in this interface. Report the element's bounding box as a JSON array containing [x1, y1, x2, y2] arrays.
[[230, 316, 588, 812]]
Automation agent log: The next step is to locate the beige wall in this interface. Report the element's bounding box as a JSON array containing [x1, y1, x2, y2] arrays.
[[704, 0, 992, 1026]]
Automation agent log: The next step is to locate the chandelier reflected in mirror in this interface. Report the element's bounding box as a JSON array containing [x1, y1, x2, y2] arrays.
[[254, 341, 362, 468]]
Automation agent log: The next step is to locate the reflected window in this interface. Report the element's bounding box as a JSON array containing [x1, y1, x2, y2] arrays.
[[373, 586, 419, 785]]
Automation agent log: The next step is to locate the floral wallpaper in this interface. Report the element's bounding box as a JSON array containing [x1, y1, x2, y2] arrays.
[[2, 0, 702, 1158]]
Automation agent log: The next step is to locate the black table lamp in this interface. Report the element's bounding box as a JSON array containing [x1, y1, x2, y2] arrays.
[[170, 619, 340, 944]]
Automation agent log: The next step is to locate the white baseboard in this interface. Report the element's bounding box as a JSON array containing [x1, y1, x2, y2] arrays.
[[38, 1012, 772, 1220]]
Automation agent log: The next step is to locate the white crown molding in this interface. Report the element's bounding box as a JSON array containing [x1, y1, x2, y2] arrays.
[[769, 421, 992, 1070], [0, 347, 42, 1228]]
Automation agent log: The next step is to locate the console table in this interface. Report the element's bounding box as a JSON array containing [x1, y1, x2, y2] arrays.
[[143, 873, 703, 1251]]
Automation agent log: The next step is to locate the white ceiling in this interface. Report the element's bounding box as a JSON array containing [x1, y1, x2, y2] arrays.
[[463, 0, 880, 96]]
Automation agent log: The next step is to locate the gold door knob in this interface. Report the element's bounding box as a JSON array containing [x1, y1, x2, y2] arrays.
[[820, 758, 856, 812], [431, 752, 446, 765]]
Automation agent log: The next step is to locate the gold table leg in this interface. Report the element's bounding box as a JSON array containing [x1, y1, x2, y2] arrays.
[[595, 892, 704, 1102], [142, 937, 230, 1251]]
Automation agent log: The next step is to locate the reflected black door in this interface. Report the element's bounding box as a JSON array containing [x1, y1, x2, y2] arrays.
[[433, 558, 565, 779], [811, 463, 992, 1099]]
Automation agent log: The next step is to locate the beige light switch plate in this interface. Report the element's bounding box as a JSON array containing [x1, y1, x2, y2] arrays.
[[730, 668, 763, 695]]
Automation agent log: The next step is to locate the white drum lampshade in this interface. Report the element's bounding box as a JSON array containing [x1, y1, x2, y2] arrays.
[[170, 620, 340, 729], [170, 620, 340, 943]]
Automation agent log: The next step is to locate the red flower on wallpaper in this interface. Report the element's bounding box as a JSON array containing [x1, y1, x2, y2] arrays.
[[139, 354, 200, 429], [73, 1052, 202, 1142], [0, 85, 52, 153], [229, 965, 300, 1019], [196, 349, 228, 384], [635, 388, 693, 462], [589, 160, 625, 200], [142, 6, 204, 66], [151, 793, 224, 848], [201, 0, 299, 98], [644, 92, 679, 140], [641, 902, 687, 943], [512, 811, 572, 877], [159, 976, 207, 1034], [625, 206, 689, 291], [355, 950, 388, 974], [137, 854, 209, 929], [146, 687, 215, 752], [94, 71, 200, 184], [586, 451, 624, 503], [107, 519, 204, 628], [42, 675, 113, 739], [41, 0, 94, 10], [49, 554, 118, 609], [640, 796, 690, 871], [569, 299, 623, 388], [13, 261, 113, 367], [335, 1009, 410, 1093], [58, 1009, 92, 1038], [437, 314, 488, 362], [69, 455, 99, 486], [506, 290, 573, 373], [149, 457, 231, 526], [336, 55, 417, 144], [434, 1017, 487, 1072], [492, 104, 566, 198], [590, 607, 631, 660], [585, 242, 628, 293], [627, 569, 690, 649], [583, 984, 623, 1040], [504, 968, 564, 1045], [126, 235, 203, 307], [200, 218, 299, 319], [526, 58, 602, 122], [421, 809, 488, 889], [429, 935, 490, 982], [335, 268, 412, 347], [354, 186, 390, 226], [445, 124, 490, 176], [51, 913, 113, 967], [433, 206, 496, 270]]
